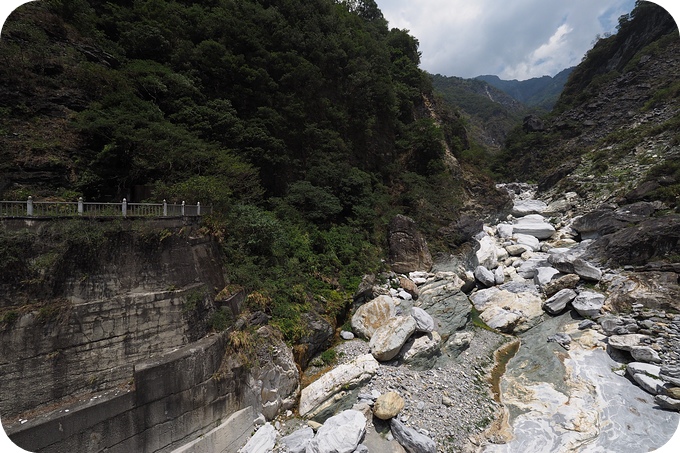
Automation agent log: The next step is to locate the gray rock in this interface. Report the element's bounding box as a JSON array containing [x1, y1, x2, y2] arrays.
[[578, 319, 597, 330], [655, 395, 680, 411], [660, 365, 680, 386], [417, 282, 471, 341], [547, 333, 572, 349], [543, 289, 577, 315], [475, 235, 499, 270], [299, 354, 379, 418], [400, 331, 441, 370], [340, 330, 355, 340], [306, 410, 366, 453], [494, 265, 505, 285], [572, 291, 605, 318], [390, 418, 436, 453], [239, 423, 277, 453], [497, 223, 514, 239], [630, 346, 662, 363], [548, 253, 602, 282], [512, 199, 548, 217], [608, 334, 651, 352], [352, 295, 397, 340], [534, 266, 561, 288], [410, 307, 435, 333], [517, 254, 550, 279], [480, 306, 522, 333], [513, 214, 556, 239], [370, 316, 417, 361], [474, 265, 496, 287], [627, 362, 661, 379], [280, 427, 314, 453], [633, 373, 666, 395], [514, 233, 540, 251]]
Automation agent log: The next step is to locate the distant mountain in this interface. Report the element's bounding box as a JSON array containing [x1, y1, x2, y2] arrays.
[[476, 67, 574, 111], [430, 74, 529, 153]]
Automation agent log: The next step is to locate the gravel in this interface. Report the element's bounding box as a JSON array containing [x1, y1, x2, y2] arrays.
[[278, 327, 509, 452]]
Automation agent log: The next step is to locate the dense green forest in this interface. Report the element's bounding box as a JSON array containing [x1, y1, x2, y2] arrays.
[[0, 0, 493, 341]]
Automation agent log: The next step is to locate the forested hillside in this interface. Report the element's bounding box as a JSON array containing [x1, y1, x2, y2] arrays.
[[0, 0, 499, 342], [430, 74, 528, 157], [476, 67, 574, 111]]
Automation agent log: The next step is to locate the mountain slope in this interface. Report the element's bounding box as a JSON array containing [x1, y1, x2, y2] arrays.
[[430, 74, 528, 154], [476, 67, 574, 111], [497, 1, 680, 212]]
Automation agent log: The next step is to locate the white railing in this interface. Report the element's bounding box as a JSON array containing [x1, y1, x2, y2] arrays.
[[0, 198, 212, 218]]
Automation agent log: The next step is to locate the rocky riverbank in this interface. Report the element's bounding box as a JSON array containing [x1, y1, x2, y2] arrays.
[[234, 182, 679, 453]]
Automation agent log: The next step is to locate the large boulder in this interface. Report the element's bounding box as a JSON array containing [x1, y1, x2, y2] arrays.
[[373, 392, 405, 420], [280, 427, 314, 453], [410, 307, 435, 333], [416, 279, 471, 341], [400, 331, 441, 369], [548, 252, 602, 282], [306, 410, 367, 453], [517, 253, 550, 279], [351, 295, 397, 340], [388, 215, 433, 273], [369, 316, 418, 361], [474, 265, 496, 287], [543, 273, 580, 297], [299, 354, 379, 418], [572, 202, 657, 239], [252, 326, 301, 420], [390, 419, 436, 453], [512, 214, 556, 239], [571, 291, 605, 318], [475, 235, 499, 269], [472, 288, 543, 333], [512, 199, 548, 217], [480, 306, 522, 333], [607, 334, 652, 352], [542, 289, 577, 315]]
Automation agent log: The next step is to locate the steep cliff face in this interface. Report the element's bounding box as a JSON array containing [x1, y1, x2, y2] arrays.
[[498, 2, 680, 212], [0, 218, 226, 420]]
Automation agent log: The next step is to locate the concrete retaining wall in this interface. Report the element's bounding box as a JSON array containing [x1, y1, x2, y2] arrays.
[[7, 332, 256, 453]]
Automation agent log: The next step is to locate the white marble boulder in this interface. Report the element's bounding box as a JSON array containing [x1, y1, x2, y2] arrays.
[[369, 316, 417, 361], [351, 295, 396, 340]]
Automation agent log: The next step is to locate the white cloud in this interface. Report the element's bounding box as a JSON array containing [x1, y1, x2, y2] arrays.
[[376, 0, 680, 80]]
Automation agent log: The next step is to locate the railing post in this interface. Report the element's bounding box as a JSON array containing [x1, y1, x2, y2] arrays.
[[78, 197, 83, 216], [181, 201, 185, 216], [163, 199, 167, 217], [27, 196, 33, 216], [122, 198, 127, 217], [197, 202, 201, 216]]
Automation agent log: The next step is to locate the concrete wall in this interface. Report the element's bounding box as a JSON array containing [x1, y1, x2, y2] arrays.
[[6, 333, 254, 453]]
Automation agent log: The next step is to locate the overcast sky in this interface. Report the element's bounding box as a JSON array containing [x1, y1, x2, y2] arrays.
[[376, 0, 679, 80], [0, 1, 678, 79]]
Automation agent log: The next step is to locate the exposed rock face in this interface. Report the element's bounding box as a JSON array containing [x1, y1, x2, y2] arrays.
[[299, 354, 379, 418], [252, 326, 301, 421], [351, 295, 397, 340], [295, 311, 334, 369], [585, 216, 680, 266], [388, 215, 433, 273], [239, 423, 277, 453], [416, 279, 471, 341]]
